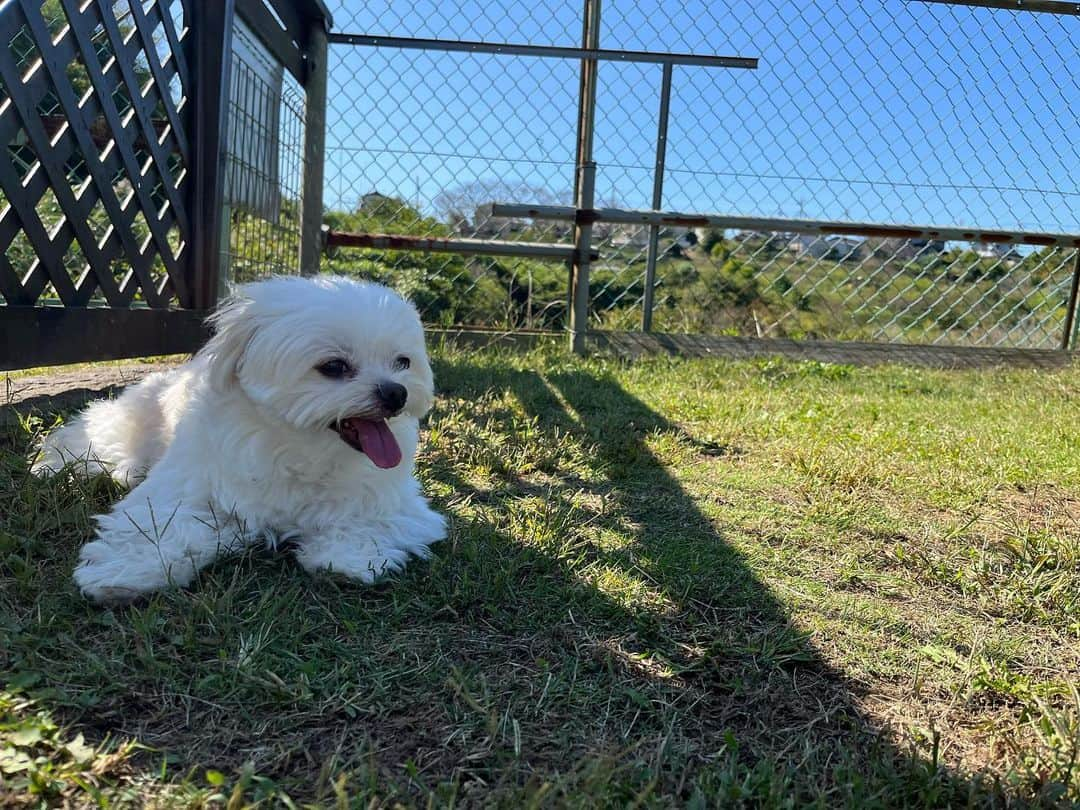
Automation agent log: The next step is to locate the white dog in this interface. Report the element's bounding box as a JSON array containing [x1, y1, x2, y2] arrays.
[[32, 275, 446, 602]]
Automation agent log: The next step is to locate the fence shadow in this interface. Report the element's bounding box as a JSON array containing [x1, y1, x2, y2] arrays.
[[424, 357, 1000, 803]]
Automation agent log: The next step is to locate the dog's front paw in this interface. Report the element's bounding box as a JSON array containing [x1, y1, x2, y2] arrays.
[[73, 538, 175, 603], [74, 564, 146, 604], [294, 535, 410, 584]]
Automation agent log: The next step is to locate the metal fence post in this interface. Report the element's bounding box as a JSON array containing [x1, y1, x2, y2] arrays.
[[186, 0, 236, 309], [299, 16, 329, 276], [642, 61, 672, 333], [1062, 249, 1080, 351], [570, 0, 601, 355]]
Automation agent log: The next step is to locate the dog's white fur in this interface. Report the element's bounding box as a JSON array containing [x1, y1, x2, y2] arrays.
[[32, 275, 446, 602]]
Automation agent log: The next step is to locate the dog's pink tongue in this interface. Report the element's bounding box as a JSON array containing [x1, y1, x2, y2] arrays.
[[349, 418, 402, 469]]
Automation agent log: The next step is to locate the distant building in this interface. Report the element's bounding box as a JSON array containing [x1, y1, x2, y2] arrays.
[[974, 242, 1022, 262], [472, 205, 528, 237], [911, 238, 948, 254], [359, 192, 398, 214], [609, 225, 648, 249], [733, 230, 774, 244], [610, 224, 693, 250], [864, 237, 946, 260], [731, 230, 788, 252], [788, 234, 863, 260]]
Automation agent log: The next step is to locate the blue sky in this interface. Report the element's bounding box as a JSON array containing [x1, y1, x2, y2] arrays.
[[320, 1, 1080, 234]]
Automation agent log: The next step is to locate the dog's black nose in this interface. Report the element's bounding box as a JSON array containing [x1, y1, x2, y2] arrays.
[[376, 382, 408, 413]]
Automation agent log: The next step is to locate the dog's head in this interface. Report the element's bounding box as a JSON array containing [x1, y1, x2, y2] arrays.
[[200, 275, 434, 469]]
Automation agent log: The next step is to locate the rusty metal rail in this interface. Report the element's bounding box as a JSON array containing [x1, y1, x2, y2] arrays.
[[488, 204, 1080, 249], [323, 229, 597, 261]]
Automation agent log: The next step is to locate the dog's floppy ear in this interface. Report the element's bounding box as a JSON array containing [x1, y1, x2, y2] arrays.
[[201, 291, 258, 391]]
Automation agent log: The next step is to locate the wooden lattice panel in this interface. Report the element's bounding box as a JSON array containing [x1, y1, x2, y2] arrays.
[[0, 0, 191, 308]]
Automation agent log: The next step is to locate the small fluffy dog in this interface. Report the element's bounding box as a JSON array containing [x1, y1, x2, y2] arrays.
[[32, 275, 446, 602]]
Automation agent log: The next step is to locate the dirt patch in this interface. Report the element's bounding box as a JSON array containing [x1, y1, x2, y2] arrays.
[[2, 362, 181, 423], [993, 483, 1080, 535]]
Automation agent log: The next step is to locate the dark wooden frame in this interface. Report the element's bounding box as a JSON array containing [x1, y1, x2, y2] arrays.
[[0, 0, 331, 372]]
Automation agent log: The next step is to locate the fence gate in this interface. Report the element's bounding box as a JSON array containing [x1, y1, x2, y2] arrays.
[[0, 0, 329, 371]]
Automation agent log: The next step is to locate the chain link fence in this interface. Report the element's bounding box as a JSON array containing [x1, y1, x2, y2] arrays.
[[322, 29, 580, 328], [318, 0, 1080, 352], [221, 17, 306, 286]]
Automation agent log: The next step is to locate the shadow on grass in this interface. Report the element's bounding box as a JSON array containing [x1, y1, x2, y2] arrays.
[[0, 356, 1029, 805], [421, 358, 999, 805]]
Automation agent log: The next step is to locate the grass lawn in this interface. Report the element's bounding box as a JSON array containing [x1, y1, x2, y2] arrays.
[[1, 342, 1079, 807]]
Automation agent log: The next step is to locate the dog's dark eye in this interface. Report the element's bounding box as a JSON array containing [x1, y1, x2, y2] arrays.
[[316, 359, 351, 379], [393, 356, 411, 371]]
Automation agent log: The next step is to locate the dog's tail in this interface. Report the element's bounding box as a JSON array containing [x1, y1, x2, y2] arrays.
[[32, 391, 161, 486], [32, 399, 120, 480]]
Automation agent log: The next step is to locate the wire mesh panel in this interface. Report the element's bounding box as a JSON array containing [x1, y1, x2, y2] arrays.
[[321, 0, 1080, 354], [588, 1, 1080, 349], [606, 230, 1077, 350], [322, 36, 579, 327], [321, 0, 588, 327], [221, 16, 306, 284], [599, 1, 1080, 232], [0, 0, 191, 309], [328, 3, 581, 52]]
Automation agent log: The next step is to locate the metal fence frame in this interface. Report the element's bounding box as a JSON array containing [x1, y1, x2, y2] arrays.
[[489, 205, 1080, 349], [0, 0, 330, 371], [320, 0, 1080, 359], [322, 0, 760, 355]]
